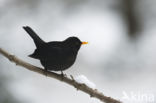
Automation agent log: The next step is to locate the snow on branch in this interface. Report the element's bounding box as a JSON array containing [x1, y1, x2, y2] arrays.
[[0, 48, 122, 103], [75, 75, 96, 89]]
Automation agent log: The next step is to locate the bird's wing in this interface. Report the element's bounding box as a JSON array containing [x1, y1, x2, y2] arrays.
[[37, 42, 64, 60]]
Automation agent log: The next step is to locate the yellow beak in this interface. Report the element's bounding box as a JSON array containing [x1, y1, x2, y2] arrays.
[[81, 42, 88, 45]]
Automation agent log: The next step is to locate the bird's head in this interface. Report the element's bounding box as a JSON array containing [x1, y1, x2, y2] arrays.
[[64, 37, 88, 51]]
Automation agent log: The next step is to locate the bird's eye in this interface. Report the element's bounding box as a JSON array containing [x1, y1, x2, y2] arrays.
[[75, 42, 80, 46]]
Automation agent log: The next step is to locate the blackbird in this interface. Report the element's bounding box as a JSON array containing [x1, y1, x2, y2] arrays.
[[23, 26, 88, 72]]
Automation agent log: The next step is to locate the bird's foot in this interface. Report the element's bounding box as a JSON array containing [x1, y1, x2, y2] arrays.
[[60, 71, 67, 80], [61, 71, 64, 77], [43, 69, 48, 76]]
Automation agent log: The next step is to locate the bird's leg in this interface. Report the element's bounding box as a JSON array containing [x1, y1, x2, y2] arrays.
[[60, 71, 63, 80], [61, 71, 64, 77], [43, 68, 48, 76], [61, 70, 67, 80]]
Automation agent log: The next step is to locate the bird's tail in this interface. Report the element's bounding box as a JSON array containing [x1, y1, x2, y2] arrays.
[[23, 26, 45, 48]]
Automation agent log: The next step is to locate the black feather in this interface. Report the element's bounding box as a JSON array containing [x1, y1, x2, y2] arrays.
[[23, 26, 83, 71]]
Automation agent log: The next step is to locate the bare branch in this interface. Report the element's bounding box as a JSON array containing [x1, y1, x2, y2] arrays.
[[0, 48, 122, 103]]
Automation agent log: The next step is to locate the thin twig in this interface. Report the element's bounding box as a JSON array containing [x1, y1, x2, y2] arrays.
[[0, 48, 122, 103]]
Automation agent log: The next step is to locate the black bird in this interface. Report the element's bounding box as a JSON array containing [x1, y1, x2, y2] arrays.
[[23, 26, 88, 72]]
